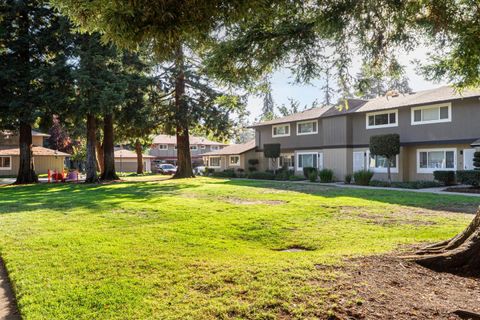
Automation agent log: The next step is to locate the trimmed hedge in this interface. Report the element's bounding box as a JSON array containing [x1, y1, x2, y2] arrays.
[[433, 171, 456, 186], [457, 170, 480, 187], [211, 169, 236, 178], [247, 171, 276, 180], [353, 170, 374, 186], [369, 180, 441, 189], [248, 158, 259, 166], [303, 167, 318, 179], [344, 174, 352, 184], [319, 169, 334, 183]]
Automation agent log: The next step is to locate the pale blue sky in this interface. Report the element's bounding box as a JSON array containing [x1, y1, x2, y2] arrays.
[[246, 46, 448, 122]]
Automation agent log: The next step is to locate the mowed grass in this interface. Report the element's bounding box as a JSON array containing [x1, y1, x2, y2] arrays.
[[0, 178, 478, 319]]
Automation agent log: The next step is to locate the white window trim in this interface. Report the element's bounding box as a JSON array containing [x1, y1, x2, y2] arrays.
[[296, 152, 323, 170], [211, 146, 220, 151], [190, 145, 198, 151], [0, 156, 12, 170], [158, 144, 168, 150], [416, 148, 457, 173], [208, 156, 221, 168], [272, 124, 291, 138], [366, 151, 399, 173], [366, 109, 398, 129], [411, 103, 452, 125], [229, 155, 240, 166], [296, 120, 318, 136]]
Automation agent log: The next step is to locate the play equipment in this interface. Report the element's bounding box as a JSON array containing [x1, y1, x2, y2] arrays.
[[48, 169, 80, 183]]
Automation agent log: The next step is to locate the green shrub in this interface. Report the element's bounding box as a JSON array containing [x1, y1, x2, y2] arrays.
[[319, 169, 334, 183], [248, 158, 259, 166], [204, 167, 215, 176], [433, 171, 456, 186], [308, 171, 317, 182], [248, 166, 257, 172], [456, 170, 480, 187], [247, 171, 276, 180], [289, 175, 305, 181], [275, 169, 295, 181], [344, 174, 352, 184], [369, 180, 441, 189], [474, 151, 480, 170], [211, 169, 236, 178], [302, 167, 318, 179], [353, 170, 374, 186]]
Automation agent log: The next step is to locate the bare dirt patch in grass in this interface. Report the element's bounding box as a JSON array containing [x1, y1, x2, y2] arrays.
[[327, 253, 480, 319]]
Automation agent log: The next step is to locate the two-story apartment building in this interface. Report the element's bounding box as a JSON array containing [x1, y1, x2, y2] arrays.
[[0, 130, 70, 176], [149, 134, 227, 166], [204, 86, 480, 182]]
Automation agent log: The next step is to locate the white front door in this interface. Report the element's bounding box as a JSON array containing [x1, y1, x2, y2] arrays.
[[353, 151, 366, 171], [464, 149, 476, 170]]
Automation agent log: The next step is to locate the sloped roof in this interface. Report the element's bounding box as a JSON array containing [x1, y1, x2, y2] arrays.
[[1, 130, 50, 137], [152, 134, 226, 146], [203, 140, 256, 156], [250, 106, 332, 127], [114, 149, 155, 159], [356, 86, 480, 113], [0, 146, 70, 156], [471, 139, 480, 147]]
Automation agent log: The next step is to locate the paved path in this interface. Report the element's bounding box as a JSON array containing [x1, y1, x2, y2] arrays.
[[0, 260, 20, 320]]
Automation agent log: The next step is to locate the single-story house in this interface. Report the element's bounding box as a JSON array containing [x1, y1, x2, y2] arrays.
[[202, 140, 261, 171], [114, 149, 155, 172]]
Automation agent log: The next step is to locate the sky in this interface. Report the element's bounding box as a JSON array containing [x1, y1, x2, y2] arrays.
[[246, 46, 448, 122]]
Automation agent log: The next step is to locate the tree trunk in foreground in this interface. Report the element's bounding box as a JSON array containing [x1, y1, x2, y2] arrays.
[[135, 139, 144, 174], [96, 141, 104, 175], [100, 113, 119, 181], [85, 114, 99, 183], [173, 44, 194, 179], [412, 207, 480, 274], [15, 122, 38, 184]]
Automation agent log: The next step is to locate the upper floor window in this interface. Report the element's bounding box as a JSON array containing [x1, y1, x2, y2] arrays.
[[272, 124, 290, 137], [0, 156, 11, 170], [229, 155, 240, 166], [200, 145, 206, 150], [411, 103, 451, 125], [296, 120, 318, 135], [366, 110, 398, 129], [190, 145, 198, 151], [211, 145, 220, 151], [158, 144, 168, 150]]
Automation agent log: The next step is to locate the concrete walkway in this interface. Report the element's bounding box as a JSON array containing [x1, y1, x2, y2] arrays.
[[0, 260, 20, 320]]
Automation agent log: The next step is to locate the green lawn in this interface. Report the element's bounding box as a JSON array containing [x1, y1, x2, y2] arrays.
[[0, 177, 478, 319]]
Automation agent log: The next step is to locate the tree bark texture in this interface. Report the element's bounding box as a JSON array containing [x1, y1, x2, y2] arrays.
[[412, 207, 480, 274], [85, 114, 99, 183], [100, 113, 119, 181], [96, 141, 104, 175], [135, 139, 144, 174], [173, 44, 194, 179], [15, 122, 38, 184]]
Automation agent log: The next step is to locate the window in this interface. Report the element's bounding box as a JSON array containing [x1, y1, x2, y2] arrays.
[[366, 110, 398, 129], [0, 156, 11, 170], [296, 152, 323, 170], [209, 157, 221, 168], [211, 146, 220, 151], [200, 145, 206, 150], [367, 152, 398, 173], [417, 148, 456, 173], [272, 124, 290, 137], [229, 156, 240, 166], [296, 120, 318, 135], [158, 144, 168, 150], [411, 103, 451, 125], [279, 154, 295, 168], [190, 145, 198, 151]]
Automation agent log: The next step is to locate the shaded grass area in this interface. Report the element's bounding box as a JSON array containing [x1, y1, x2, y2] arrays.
[[0, 177, 478, 319]]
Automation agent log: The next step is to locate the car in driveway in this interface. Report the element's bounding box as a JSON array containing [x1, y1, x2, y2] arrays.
[[156, 163, 177, 175]]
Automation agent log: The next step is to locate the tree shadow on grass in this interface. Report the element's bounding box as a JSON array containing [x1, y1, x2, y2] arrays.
[[0, 179, 200, 214], [209, 179, 480, 214]]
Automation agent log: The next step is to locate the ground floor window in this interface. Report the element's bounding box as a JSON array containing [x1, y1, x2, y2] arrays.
[[297, 152, 323, 170], [417, 148, 456, 173], [229, 156, 240, 166], [209, 157, 221, 168], [368, 153, 398, 173], [0, 156, 11, 170]]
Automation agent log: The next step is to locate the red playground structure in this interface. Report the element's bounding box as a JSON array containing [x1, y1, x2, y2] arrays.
[[48, 169, 80, 183]]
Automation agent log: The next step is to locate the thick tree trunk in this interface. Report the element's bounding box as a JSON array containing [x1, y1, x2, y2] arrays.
[[100, 113, 119, 181], [85, 114, 99, 183], [173, 44, 194, 179], [387, 158, 392, 186], [135, 139, 144, 174], [15, 122, 38, 184], [410, 207, 480, 274], [96, 141, 104, 174]]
